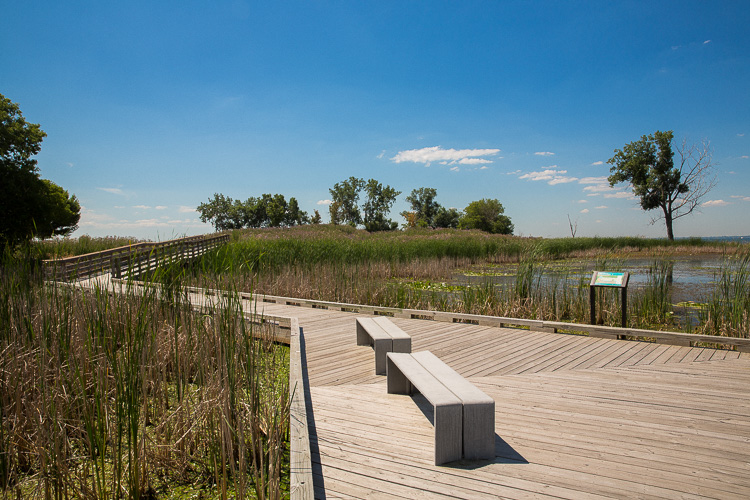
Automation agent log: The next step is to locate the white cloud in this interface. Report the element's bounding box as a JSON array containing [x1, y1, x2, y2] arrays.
[[178, 206, 196, 213], [459, 158, 493, 165], [702, 199, 729, 207], [730, 195, 750, 202], [519, 167, 578, 185], [317, 199, 332, 205], [377, 150, 386, 159], [480, 166, 489, 170], [738, 133, 745, 137], [450, 166, 460, 172], [579, 176, 609, 185], [133, 205, 151, 210], [390, 146, 500, 166], [580, 209, 590, 214], [595, 205, 608, 209], [534, 152, 554, 157], [591, 161, 604, 166], [703, 40, 712, 44], [155, 205, 167, 210], [97, 187, 126, 196], [577, 200, 587, 204], [604, 191, 636, 199], [741, 155, 749, 159]]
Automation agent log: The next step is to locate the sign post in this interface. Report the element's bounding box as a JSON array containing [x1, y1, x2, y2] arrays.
[[589, 271, 630, 328]]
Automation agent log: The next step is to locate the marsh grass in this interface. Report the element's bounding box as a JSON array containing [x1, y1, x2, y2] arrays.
[[1, 254, 290, 499], [183, 226, 747, 338]]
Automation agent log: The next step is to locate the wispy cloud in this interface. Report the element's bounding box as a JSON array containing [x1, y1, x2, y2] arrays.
[[155, 205, 168, 210], [450, 166, 460, 172], [702, 199, 729, 207], [596, 205, 608, 209], [534, 151, 554, 157], [178, 206, 196, 213], [591, 161, 604, 166], [604, 191, 636, 199], [703, 39, 712, 44], [519, 167, 578, 185], [730, 195, 750, 202], [133, 205, 151, 210], [580, 208, 589, 214], [317, 199, 332, 206], [390, 146, 500, 167], [97, 187, 126, 196]]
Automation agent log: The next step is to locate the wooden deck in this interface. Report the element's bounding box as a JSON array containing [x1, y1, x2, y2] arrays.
[[253, 300, 750, 499], [70, 276, 750, 499]]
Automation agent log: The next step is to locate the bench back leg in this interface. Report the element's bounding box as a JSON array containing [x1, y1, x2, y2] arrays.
[[463, 401, 496, 460], [434, 403, 463, 465]]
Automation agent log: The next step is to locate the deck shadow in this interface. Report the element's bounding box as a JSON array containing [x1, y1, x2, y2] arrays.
[[300, 328, 327, 499]]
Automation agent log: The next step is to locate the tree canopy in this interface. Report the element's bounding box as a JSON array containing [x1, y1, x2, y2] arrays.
[[329, 177, 400, 231], [608, 130, 715, 240], [458, 198, 514, 234], [1, 93, 80, 248], [401, 187, 461, 229], [197, 193, 308, 231]]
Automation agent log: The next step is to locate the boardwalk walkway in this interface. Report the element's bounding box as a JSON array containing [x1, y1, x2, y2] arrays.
[[253, 299, 750, 499], [75, 277, 750, 499]]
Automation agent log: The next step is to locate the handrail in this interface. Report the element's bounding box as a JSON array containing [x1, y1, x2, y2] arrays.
[[43, 233, 230, 282]]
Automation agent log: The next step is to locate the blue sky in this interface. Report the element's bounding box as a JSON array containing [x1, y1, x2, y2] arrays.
[[2, 1, 748, 239]]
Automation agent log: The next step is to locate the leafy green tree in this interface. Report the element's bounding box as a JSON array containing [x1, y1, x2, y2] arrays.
[[328, 176, 365, 226], [608, 130, 715, 240], [310, 209, 322, 224], [1, 93, 80, 247], [402, 187, 440, 228], [433, 206, 462, 229], [459, 198, 514, 234], [362, 179, 401, 232], [198, 192, 308, 230]]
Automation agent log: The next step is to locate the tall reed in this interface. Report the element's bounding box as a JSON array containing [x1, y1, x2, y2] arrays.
[[0, 254, 290, 498]]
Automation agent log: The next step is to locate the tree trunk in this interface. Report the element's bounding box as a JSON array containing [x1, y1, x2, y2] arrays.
[[663, 206, 674, 240]]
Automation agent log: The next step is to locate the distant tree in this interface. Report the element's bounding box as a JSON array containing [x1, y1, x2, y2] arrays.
[[1, 93, 81, 248], [197, 192, 308, 230], [197, 193, 239, 230], [433, 206, 462, 229], [362, 179, 401, 232], [459, 198, 514, 234], [328, 177, 400, 231], [608, 130, 715, 240], [402, 187, 440, 228], [310, 209, 322, 224], [328, 176, 365, 226]]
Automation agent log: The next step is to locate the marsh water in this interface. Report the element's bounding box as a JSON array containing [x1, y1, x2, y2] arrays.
[[457, 254, 725, 306]]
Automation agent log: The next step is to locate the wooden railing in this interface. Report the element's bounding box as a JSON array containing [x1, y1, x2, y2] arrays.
[[43, 233, 230, 282]]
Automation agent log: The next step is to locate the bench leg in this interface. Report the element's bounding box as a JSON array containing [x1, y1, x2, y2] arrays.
[[392, 337, 411, 354], [374, 338, 392, 375], [387, 355, 411, 394], [434, 403, 463, 465], [463, 401, 495, 460]]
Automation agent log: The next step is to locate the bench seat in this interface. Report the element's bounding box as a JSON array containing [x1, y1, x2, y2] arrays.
[[356, 317, 411, 375], [387, 351, 495, 464]]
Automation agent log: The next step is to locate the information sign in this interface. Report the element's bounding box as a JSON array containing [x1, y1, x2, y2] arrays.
[[590, 271, 629, 288]]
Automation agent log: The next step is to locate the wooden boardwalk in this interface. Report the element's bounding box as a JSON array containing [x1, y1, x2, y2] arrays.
[[71, 276, 750, 499], [252, 300, 750, 499]]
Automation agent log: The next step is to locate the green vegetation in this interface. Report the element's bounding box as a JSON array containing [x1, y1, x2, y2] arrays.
[[1, 93, 81, 250], [1, 255, 290, 499], [197, 193, 309, 231], [180, 225, 746, 338]]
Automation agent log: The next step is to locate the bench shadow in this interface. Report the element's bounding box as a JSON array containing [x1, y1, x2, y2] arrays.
[[299, 328, 327, 499], [411, 393, 528, 469]]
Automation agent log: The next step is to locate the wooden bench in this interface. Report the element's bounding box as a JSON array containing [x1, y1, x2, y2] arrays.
[[386, 351, 495, 465], [356, 317, 411, 375]]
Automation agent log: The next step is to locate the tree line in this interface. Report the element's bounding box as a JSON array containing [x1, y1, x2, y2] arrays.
[[197, 176, 515, 235]]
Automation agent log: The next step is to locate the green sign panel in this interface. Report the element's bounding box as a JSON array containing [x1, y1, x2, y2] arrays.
[[590, 271, 629, 288]]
